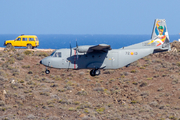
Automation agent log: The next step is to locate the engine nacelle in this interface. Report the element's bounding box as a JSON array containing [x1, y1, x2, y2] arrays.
[[74, 45, 93, 53]]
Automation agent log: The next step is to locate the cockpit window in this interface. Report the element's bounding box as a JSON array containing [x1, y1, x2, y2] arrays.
[[54, 52, 61, 57], [51, 51, 61, 57], [50, 51, 56, 56]]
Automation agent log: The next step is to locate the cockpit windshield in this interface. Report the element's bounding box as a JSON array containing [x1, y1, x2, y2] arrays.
[[50, 51, 61, 57], [50, 51, 56, 56]]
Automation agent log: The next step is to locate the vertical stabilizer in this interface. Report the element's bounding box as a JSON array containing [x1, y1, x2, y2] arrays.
[[150, 19, 170, 48]]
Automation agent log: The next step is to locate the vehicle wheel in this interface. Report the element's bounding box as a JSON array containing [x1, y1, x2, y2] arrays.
[[27, 44, 32, 49], [90, 69, 95, 76], [95, 69, 100, 75], [6, 43, 13, 49], [45, 70, 50, 74]]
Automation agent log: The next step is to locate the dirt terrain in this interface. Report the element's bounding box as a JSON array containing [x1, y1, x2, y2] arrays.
[[0, 41, 180, 120]]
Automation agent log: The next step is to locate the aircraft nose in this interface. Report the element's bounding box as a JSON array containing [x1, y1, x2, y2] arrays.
[[40, 60, 42, 64]]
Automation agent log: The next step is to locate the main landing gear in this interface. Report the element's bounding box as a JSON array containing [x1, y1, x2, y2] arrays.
[[90, 69, 100, 76]]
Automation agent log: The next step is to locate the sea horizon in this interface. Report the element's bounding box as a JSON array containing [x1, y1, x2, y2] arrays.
[[0, 34, 179, 49]]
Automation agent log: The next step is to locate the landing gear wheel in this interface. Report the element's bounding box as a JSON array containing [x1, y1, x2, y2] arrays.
[[90, 69, 101, 76], [90, 70, 95, 76], [27, 44, 32, 49], [95, 69, 100, 76], [45, 70, 50, 74]]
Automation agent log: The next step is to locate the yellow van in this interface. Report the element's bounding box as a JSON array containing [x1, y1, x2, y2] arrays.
[[4, 35, 39, 49]]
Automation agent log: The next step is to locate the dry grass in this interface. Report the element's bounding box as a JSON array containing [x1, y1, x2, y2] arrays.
[[0, 41, 180, 119]]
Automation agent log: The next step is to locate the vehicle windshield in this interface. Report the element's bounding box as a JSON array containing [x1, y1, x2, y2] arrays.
[[36, 37, 39, 41], [16, 38, 21, 41], [50, 51, 61, 57]]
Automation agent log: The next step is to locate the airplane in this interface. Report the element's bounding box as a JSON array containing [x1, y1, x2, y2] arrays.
[[40, 19, 171, 76]]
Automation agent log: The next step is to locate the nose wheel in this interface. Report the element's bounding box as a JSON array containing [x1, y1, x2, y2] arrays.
[[45, 68, 50, 74], [90, 69, 100, 76]]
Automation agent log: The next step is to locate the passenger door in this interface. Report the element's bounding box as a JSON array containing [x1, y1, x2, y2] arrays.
[[21, 37, 28, 47], [29, 37, 35, 46], [13, 37, 22, 46]]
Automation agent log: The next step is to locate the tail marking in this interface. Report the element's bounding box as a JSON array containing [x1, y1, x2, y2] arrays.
[[148, 19, 168, 47]]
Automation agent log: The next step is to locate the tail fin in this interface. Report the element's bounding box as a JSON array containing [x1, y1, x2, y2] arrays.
[[122, 19, 170, 51], [150, 19, 170, 49]]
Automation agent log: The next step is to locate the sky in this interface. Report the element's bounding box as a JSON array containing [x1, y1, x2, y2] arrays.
[[0, 0, 180, 35]]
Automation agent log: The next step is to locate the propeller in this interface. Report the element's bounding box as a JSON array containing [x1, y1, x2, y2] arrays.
[[67, 42, 72, 71], [76, 40, 78, 60], [70, 42, 72, 56]]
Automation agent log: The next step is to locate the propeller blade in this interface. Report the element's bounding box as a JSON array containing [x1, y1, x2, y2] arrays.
[[76, 40, 78, 49], [70, 42, 72, 56], [76, 40, 78, 60], [67, 42, 72, 71]]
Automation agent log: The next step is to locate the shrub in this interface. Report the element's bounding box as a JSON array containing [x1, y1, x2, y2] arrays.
[[139, 82, 147, 87], [28, 71, 33, 74], [37, 52, 48, 57], [84, 108, 89, 113], [7, 58, 15, 64], [96, 107, 105, 114], [19, 80, 24, 83], [177, 62, 180, 67], [131, 100, 137, 104], [140, 66, 145, 69], [73, 101, 80, 105], [24, 50, 32, 55], [22, 65, 30, 69], [16, 56, 23, 60], [131, 70, 136, 73], [68, 107, 77, 111], [132, 82, 138, 85], [76, 90, 88, 96], [147, 77, 153, 80]]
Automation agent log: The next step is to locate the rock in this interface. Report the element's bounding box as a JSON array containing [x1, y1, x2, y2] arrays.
[[3, 90, 6, 95], [136, 96, 142, 102], [0, 77, 8, 82], [17, 110, 22, 115], [79, 114, 86, 118], [27, 114, 36, 119], [10, 79, 16, 84], [149, 101, 159, 107], [0, 91, 5, 101], [159, 105, 165, 109], [0, 100, 5, 106], [93, 87, 104, 91]]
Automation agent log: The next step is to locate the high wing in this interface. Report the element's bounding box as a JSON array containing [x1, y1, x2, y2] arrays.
[[75, 44, 112, 53], [89, 44, 111, 52]]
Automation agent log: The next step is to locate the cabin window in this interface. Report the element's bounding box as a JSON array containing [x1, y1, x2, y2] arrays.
[[22, 38, 27, 41], [29, 38, 34, 41]]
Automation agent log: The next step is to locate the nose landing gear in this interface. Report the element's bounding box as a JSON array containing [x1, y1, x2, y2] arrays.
[[90, 69, 100, 76], [45, 67, 50, 74]]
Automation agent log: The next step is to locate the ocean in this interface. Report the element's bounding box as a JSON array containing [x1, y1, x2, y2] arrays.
[[0, 34, 179, 49]]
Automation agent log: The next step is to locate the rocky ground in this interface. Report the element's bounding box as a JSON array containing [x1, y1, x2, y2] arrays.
[[0, 41, 180, 120]]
